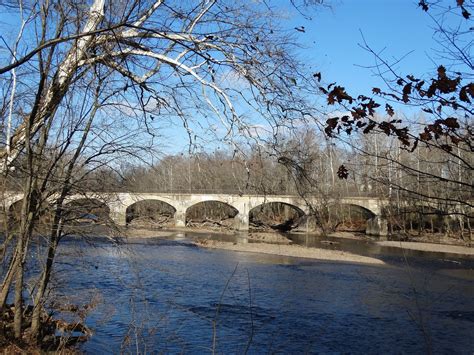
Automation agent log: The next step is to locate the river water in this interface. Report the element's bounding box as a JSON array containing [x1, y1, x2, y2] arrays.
[[50, 232, 473, 354]]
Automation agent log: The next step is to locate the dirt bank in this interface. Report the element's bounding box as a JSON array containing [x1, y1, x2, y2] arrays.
[[194, 240, 385, 265], [377, 241, 474, 255]]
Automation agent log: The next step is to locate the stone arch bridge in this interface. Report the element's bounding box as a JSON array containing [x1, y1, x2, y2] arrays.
[[3, 192, 389, 236]]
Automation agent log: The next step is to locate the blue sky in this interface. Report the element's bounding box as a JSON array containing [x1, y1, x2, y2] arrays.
[[0, 1, 461, 154], [152, 1, 460, 153], [298, 0, 439, 96]]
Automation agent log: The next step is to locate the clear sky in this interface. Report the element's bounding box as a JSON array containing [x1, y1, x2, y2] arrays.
[[0, 1, 464, 154], [141, 1, 464, 153], [298, 0, 442, 97]]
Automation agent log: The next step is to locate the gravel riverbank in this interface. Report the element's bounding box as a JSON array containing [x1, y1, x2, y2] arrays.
[[194, 240, 386, 265], [376, 241, 474, 255]]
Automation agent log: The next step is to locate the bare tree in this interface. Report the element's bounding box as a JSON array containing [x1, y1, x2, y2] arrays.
[[0, 0, 323, 346], [319, 1, 473, 239]]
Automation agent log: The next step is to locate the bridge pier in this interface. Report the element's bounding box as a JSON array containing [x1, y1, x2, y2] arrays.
[[110, 211, 127, 226], [109, 204, 127, 226], [234, 213, 249, 231], [233, 201, 250, 231], [366, 216, 388, 238], [174, 207, 187, 228]]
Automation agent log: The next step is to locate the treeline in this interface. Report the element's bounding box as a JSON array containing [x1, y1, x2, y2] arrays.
[[74, 128, 371, 195], [81, 123, 472, 203]]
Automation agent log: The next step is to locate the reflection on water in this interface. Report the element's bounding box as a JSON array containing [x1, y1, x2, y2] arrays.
[[51, 234, 474, 354]]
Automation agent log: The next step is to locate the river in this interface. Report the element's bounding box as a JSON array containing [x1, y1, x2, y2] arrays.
[[50, 232, 473, 354]]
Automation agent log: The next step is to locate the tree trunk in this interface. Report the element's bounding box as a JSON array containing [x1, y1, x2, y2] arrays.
[[31, 103, 97, 340], [13, 196, 37, 339], [30, 216, 62, 338], [0, 248, 19, 308], [13, 247, 25, 338]]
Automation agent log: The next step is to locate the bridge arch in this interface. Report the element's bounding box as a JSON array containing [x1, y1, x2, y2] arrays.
[[7, 199, 23, 214], [64, 198, 110, 224], [249, 201, 305, 232], [326, 203, 376, 232], [339, 198, 381, 216], [125, 199, 176, 227], [4, 197, 23, 211], [5, 198, 53, 229], [185, 200, 239, 229], [8, 199, 23, 216]]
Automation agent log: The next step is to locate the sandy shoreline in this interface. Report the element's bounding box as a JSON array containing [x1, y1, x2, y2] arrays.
[[194, 240, 385, 265], [376, 241, 474, 255]]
